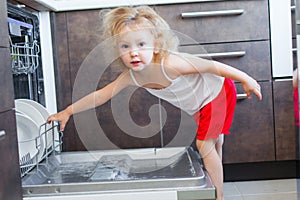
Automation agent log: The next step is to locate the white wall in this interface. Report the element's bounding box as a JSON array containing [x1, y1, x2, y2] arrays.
[[269, 0, 293, 78]]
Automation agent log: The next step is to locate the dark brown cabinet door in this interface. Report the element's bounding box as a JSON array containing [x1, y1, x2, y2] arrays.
[[0, 110, 22, 200], [0, 1, 22, 199], [223, 82, 275, 163], [273, 80, 297, 161]]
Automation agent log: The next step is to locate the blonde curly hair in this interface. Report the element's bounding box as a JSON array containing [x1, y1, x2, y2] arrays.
[[100, 6, 179, 60]]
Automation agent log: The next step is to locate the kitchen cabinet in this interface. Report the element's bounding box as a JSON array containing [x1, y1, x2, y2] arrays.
[[0, 110, 22, 200], [155, 0, 279, 164], [224, 82, 275, 163], [158, 0, 296, 164], [273, 80, 296, 161], [0, 3, 23, 197]]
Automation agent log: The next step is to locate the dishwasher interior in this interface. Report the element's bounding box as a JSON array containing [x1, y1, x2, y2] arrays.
[[20, 123, 216, 200], [7, 3, 45, 105]]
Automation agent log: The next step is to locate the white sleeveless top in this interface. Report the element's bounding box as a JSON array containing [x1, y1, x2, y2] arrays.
[[129, 59, 224, 115]]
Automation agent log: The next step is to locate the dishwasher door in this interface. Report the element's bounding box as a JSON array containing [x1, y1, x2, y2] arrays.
[[22, 147, 216, 200]]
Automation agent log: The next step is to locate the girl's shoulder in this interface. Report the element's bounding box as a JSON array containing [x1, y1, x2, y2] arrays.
[[163, 53, 195, 78], [165, 52, 194, 68]]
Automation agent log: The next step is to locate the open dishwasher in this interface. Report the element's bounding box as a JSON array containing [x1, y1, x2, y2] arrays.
[[20, 123, 216, 200]]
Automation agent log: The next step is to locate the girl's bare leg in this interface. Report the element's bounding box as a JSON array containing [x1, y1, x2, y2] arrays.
[[197, 139, 224, 200], [215, 134, 224, 160]]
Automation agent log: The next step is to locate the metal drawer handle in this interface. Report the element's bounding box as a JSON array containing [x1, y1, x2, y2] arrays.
[[237, 93, 248, 100], [194, 51, 246, 59], [181, 9, 244, 18], [0, 130, 6, 140]]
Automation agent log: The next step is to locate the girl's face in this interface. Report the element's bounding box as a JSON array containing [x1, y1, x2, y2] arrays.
[[117, 27, 156, 72]]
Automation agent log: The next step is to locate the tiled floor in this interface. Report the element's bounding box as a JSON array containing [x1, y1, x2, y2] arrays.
[[224, 179, 298, 200]]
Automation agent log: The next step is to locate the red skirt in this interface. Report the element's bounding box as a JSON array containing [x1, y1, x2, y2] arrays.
[[193, 78, 237, 140]]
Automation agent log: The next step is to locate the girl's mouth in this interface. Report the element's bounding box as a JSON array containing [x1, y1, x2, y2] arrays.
[[131, 61, 141, 66]]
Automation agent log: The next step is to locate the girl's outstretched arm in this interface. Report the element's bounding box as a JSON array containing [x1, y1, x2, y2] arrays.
[[209, 60, 262, 100], [166, 53, 262, 100], [47, 71, 132, 131]]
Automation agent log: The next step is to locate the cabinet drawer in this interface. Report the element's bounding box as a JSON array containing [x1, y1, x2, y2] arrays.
[[155, 0, 269, 44], [223, 81, 275, 163], [179, 40, 271, 81]]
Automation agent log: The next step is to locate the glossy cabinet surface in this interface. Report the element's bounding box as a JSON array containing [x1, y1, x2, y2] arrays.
[[0, 110, 22, 200], [0, 2, 22, 198], [223, 82, 275, 163], [179, 40, 272, 82], [273, 80, 296, 161], [154, 0, 269, 44]]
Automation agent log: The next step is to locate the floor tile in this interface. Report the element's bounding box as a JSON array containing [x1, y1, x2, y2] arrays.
[[224, 196, 244, 200], [238, 192, 297, 200], [224, 179, 298, 200], [224, 182, 241, 196], [233, 179, 297, 195]]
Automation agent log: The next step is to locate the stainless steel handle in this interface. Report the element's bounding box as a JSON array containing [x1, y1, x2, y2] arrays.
[[237, 93, 248, 100], [0, 130, 6, 140], [194, 51, 246, 59], [181, 9, 244, 18]]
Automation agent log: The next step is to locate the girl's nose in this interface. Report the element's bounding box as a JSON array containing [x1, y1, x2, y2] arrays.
[[130, 49, 138, 57]]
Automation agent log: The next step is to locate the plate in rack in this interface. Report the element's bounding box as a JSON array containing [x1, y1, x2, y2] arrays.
[[16, 112, 44, 164]]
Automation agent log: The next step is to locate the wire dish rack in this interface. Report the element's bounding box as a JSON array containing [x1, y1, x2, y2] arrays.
[[20, 121, 63, 178], [10, 38, 40, 75]]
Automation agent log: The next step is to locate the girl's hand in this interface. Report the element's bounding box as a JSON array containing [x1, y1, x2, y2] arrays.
[[242, 76, 262, 100], [47, 109, 71, 131]]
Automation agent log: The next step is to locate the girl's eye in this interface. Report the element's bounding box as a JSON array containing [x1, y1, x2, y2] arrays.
[[138, 42, 146, 47], [120, 44, 129, 49]]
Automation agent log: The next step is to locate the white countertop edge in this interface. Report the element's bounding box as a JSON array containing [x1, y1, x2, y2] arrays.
[[34, 0, 223, 12]]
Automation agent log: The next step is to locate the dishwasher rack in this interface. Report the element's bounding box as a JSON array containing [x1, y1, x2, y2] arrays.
[[19, 121, 63, 178], [10, 38, 40, 75]]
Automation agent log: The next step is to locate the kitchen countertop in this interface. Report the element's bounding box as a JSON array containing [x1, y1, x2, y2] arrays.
[[34, 0, 223, 11]]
